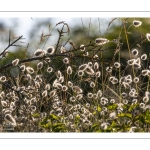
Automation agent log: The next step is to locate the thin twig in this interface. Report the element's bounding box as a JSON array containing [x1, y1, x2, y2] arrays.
[[106, 18, 117, 32], [81, 18, 86, 41], [98, 18, 101, 37], [9, 30, 11, 45], [63, 36, 71, 47], [55, 25, 65, 53], [88, 18, 91, 38], [0, 35, 23, 57]]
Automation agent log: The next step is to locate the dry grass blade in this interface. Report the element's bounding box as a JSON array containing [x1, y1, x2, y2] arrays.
[[106, 18, 117, 31]]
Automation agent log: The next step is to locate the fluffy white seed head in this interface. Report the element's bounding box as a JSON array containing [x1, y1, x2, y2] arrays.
[[56, 70, 62, 78], [101, 97, 108, 103], [143, 96, 149, 103], [50, 89, 56, 97], [97, 90, 102, 97], [106, 66, 112, 73], [37, 62, 43, 69], [63, 57, 69, 64], [72, 86, 83, 94], [125, 75, 132, 83], [80, 44, 85, 51], [133, 77, 139, 83], [47, 67, 53, 73], [114, 62, 121, 68], [134, 63, 141, 69], [46, 46, 55, 55], [86, 103, 90, 108], [78, 70, 84, 77], [1, 101, 7, 107], [132, 49, 139, 56], [129, 127, 137, 133], [100, 122, 108, 130], [94, 62, 99, 70], [95, 71, 101, 78], [90, 82, 95, 88], [35, 75, 42, 83], [26, 74, 32, 80], [45, 57, 51, 62], [133, 20, 142, 27], [79, 64, 88, 71], [139, 103, 145, 109], [121, 92, 128, 98], [67, 66, 72, 75], [20, 65, 26, 72], [141, 54, 147, 60], [145, 91, 150, 97], [35, 81, 40, 88], [55, 83, 62, 90], [123, 99, 128, 104], [85, 66, 95, 75], [110, 99, 115, 104], [60, 46, 66, 53], [70, 96, 76, 102], [129, 90, 136, 98], [5, 114, 16, 126], [146, 33, 150, 41], [109, 76, 118, 84], [109, 111, 117, 119], [45, 84, 51, 90], [83, 51, 89, 56], [12, 59, 19, 66], [76, 94, 83, 100], [132, 99, 137, 104], [131, 88, 136, 93], [142, 70, 150, 76], [68, 81, 73, 87], [135, 57, 141, 65], [93, 54, 99, 59], [53, 79, 59, 88], [95, 38, 109, 45], [0, 76, 6, 82], [69, 114, 74, 120], [30, 106, 36, 112], [42, 90, 47, 97], [34, 49, 45, 56], [62, 85, 68, 91], [58, 76, 64, 83], [88, 62, 93, 67], [0, 92, 5, 98], [93, 93, 98, 99], [26, 67, 34, 74], [127, 59, 135, 66], [122, 82, 130, 89], [87, 93, 93, 98]]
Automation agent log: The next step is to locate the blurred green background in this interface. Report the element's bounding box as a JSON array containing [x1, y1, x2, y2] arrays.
[[0, 18, 150, 67]]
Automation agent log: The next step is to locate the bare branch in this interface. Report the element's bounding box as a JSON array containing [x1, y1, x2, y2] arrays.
[[0, 35, 23, 57]]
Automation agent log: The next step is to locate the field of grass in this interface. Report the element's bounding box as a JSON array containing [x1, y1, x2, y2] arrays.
[[0, 19, 150, 132]]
